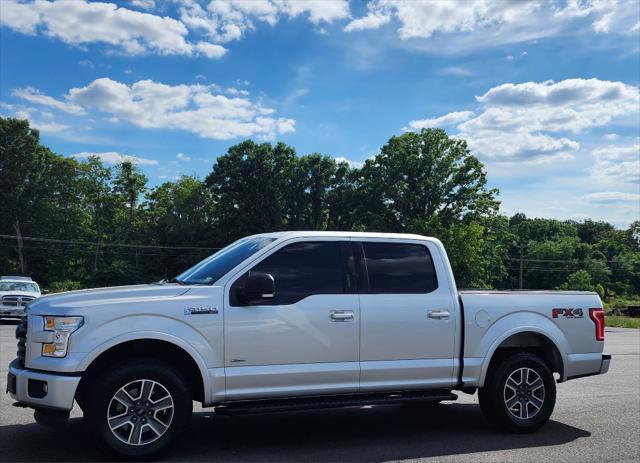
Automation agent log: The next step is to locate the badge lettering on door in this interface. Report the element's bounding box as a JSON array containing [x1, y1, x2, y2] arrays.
[[184, 306, 218, 315], [552, 308, 583, 319]]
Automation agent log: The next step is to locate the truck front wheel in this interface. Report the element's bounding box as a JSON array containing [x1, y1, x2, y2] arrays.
[[478, 352, 556, 433], [84, 358, 193, 459]]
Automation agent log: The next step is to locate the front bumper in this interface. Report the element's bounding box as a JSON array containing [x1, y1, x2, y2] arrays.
[[0, 306, 26, 318], [7, 359, 80, 411]]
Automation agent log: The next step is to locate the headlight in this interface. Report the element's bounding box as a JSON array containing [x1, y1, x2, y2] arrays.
[[42, 316, 84, 357]]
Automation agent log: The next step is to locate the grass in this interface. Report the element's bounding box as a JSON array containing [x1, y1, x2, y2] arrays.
[[605, 315, 640, 329]]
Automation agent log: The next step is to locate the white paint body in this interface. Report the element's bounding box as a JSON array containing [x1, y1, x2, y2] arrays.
[[9, 232, 607, 410]]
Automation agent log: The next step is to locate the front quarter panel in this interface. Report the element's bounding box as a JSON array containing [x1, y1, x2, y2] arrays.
[[25, 285, 225, 403]]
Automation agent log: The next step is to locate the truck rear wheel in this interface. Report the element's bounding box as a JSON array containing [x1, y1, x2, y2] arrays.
[[478, 352, 556, 433], [84, 358, 193, 459]]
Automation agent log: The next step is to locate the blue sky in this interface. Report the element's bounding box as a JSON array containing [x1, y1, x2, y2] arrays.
[[1, 0, 639, 227]]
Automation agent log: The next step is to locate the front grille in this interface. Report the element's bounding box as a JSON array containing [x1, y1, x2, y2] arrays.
[[15, 316, 28, 368], [2, 295, 35, 307]]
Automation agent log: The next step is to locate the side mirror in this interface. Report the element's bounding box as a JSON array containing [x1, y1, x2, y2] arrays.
[[237, 272, 275, 305]]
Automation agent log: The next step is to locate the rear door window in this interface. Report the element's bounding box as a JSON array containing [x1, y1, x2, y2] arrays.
[[361, 242, 438, 294]]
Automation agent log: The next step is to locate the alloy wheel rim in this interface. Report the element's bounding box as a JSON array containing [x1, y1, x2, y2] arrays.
[[107, 379, 174, 446], [503, 367, 545, 420]]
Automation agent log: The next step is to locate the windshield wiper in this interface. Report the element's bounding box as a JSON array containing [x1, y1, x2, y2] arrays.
[[165, 277, 187, 285]]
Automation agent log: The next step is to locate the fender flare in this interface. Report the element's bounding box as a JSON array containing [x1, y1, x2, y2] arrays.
[[478, 318, 569, 387], [77, 331, 213, 402]]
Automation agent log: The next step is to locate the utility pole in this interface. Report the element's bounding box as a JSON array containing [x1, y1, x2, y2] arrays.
[[519, 245, 524, 290]]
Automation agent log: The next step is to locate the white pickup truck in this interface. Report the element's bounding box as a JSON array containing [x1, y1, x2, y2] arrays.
[[0, 276, 41, 319], [8, 232, 610, 458]]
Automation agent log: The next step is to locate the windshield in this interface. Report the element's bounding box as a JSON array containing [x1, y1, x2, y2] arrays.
[[175, 236, 277, 285], [0, 282, 39, 293]]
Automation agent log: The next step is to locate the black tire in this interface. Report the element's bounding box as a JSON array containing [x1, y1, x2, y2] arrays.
[[84, 358, 193, 459], [478, 352, 556, 433]]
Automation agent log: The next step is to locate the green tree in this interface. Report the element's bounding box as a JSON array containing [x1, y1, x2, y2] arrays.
[[205, 141, 297, 241], [524, 236, 579, 289], [355, 129, 499, 231], [572, 219, 615, 244], [113, 161, 147, 242], [415, 214, 511, 288], [78, 156, 113, 270], [558, 270, 594, 291], [326, 161, 362, 230], [0, 119, 50, 273]]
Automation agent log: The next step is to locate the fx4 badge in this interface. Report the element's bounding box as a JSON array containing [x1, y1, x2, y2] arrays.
[[184, 306, 218, 315], [552, 308, 584, 319]]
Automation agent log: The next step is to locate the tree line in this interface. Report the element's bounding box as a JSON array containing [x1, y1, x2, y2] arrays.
[[1, 117, 638, 303]]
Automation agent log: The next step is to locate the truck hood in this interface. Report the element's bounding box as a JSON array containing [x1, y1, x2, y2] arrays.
[[27, 284, 190, 314]]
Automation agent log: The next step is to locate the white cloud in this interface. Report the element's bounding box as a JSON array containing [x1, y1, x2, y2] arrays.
[[72, 151, 159, 165], [590, 143, 640, 185], [345, 0, 640, 53], [334, 156, 364, 169], [442, 66, 473, 76], [176, 152, 192, 161], [473, 79, 638, 126], [33, 121, 70, 133], [405, 111, 474, 131], [344, 2, 390, 32], [0, 101, 70, 132], [346, 0, 542, 41], [603, 133, 619, 140], [179, 0, 349, 44], [31, 77, 298, 140], [276, 0, 350, 24], [194, 41, 227, 59], [0, 0, 227, 59], [582, 192, 640, 203], [449, 78, 639, 162], [225, 86, 250, 96], [129, 0, 155, 11], [12, 86, 87, 115], [455, 80, 639, 149]]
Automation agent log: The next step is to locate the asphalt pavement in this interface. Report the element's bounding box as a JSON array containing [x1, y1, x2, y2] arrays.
[[0, 321, 638, 462]]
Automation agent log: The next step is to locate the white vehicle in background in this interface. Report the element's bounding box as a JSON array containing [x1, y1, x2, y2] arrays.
[[0, 276, 41, 320]]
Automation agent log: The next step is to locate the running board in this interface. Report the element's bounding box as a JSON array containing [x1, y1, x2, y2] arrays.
[[214, 390, 458, 416]]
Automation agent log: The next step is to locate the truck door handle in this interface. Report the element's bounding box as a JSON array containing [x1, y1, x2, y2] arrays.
[[330, 310, 355, 321], [428, 310, 450, 319]]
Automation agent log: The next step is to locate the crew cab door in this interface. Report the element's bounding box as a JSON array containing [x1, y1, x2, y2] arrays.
[[356, 239, 457, 391], [223, 239, 359, 400]]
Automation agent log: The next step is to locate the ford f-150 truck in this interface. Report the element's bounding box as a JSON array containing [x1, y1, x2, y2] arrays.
[[7, 232, 610, 458]]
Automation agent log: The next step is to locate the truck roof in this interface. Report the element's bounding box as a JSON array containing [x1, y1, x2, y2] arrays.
[[250, 231, 441, 243], [0, 276, 34, 282]]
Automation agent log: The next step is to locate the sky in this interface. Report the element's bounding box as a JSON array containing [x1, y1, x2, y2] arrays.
[[1, 0, 639, 227]]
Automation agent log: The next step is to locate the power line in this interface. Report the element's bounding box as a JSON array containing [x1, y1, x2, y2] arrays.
[[0, 243, 211, 258], [0, 234, 221, 251], [506, 257, 628, 264]]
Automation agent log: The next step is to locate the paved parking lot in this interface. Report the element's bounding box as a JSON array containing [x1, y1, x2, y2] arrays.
[[1, 321, 638, 462]]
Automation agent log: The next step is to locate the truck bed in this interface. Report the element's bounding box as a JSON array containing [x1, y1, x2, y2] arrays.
[[458, 289, 605, 386]]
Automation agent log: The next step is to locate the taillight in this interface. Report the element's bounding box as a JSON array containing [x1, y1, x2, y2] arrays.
[[589, 308, 605, 341]]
